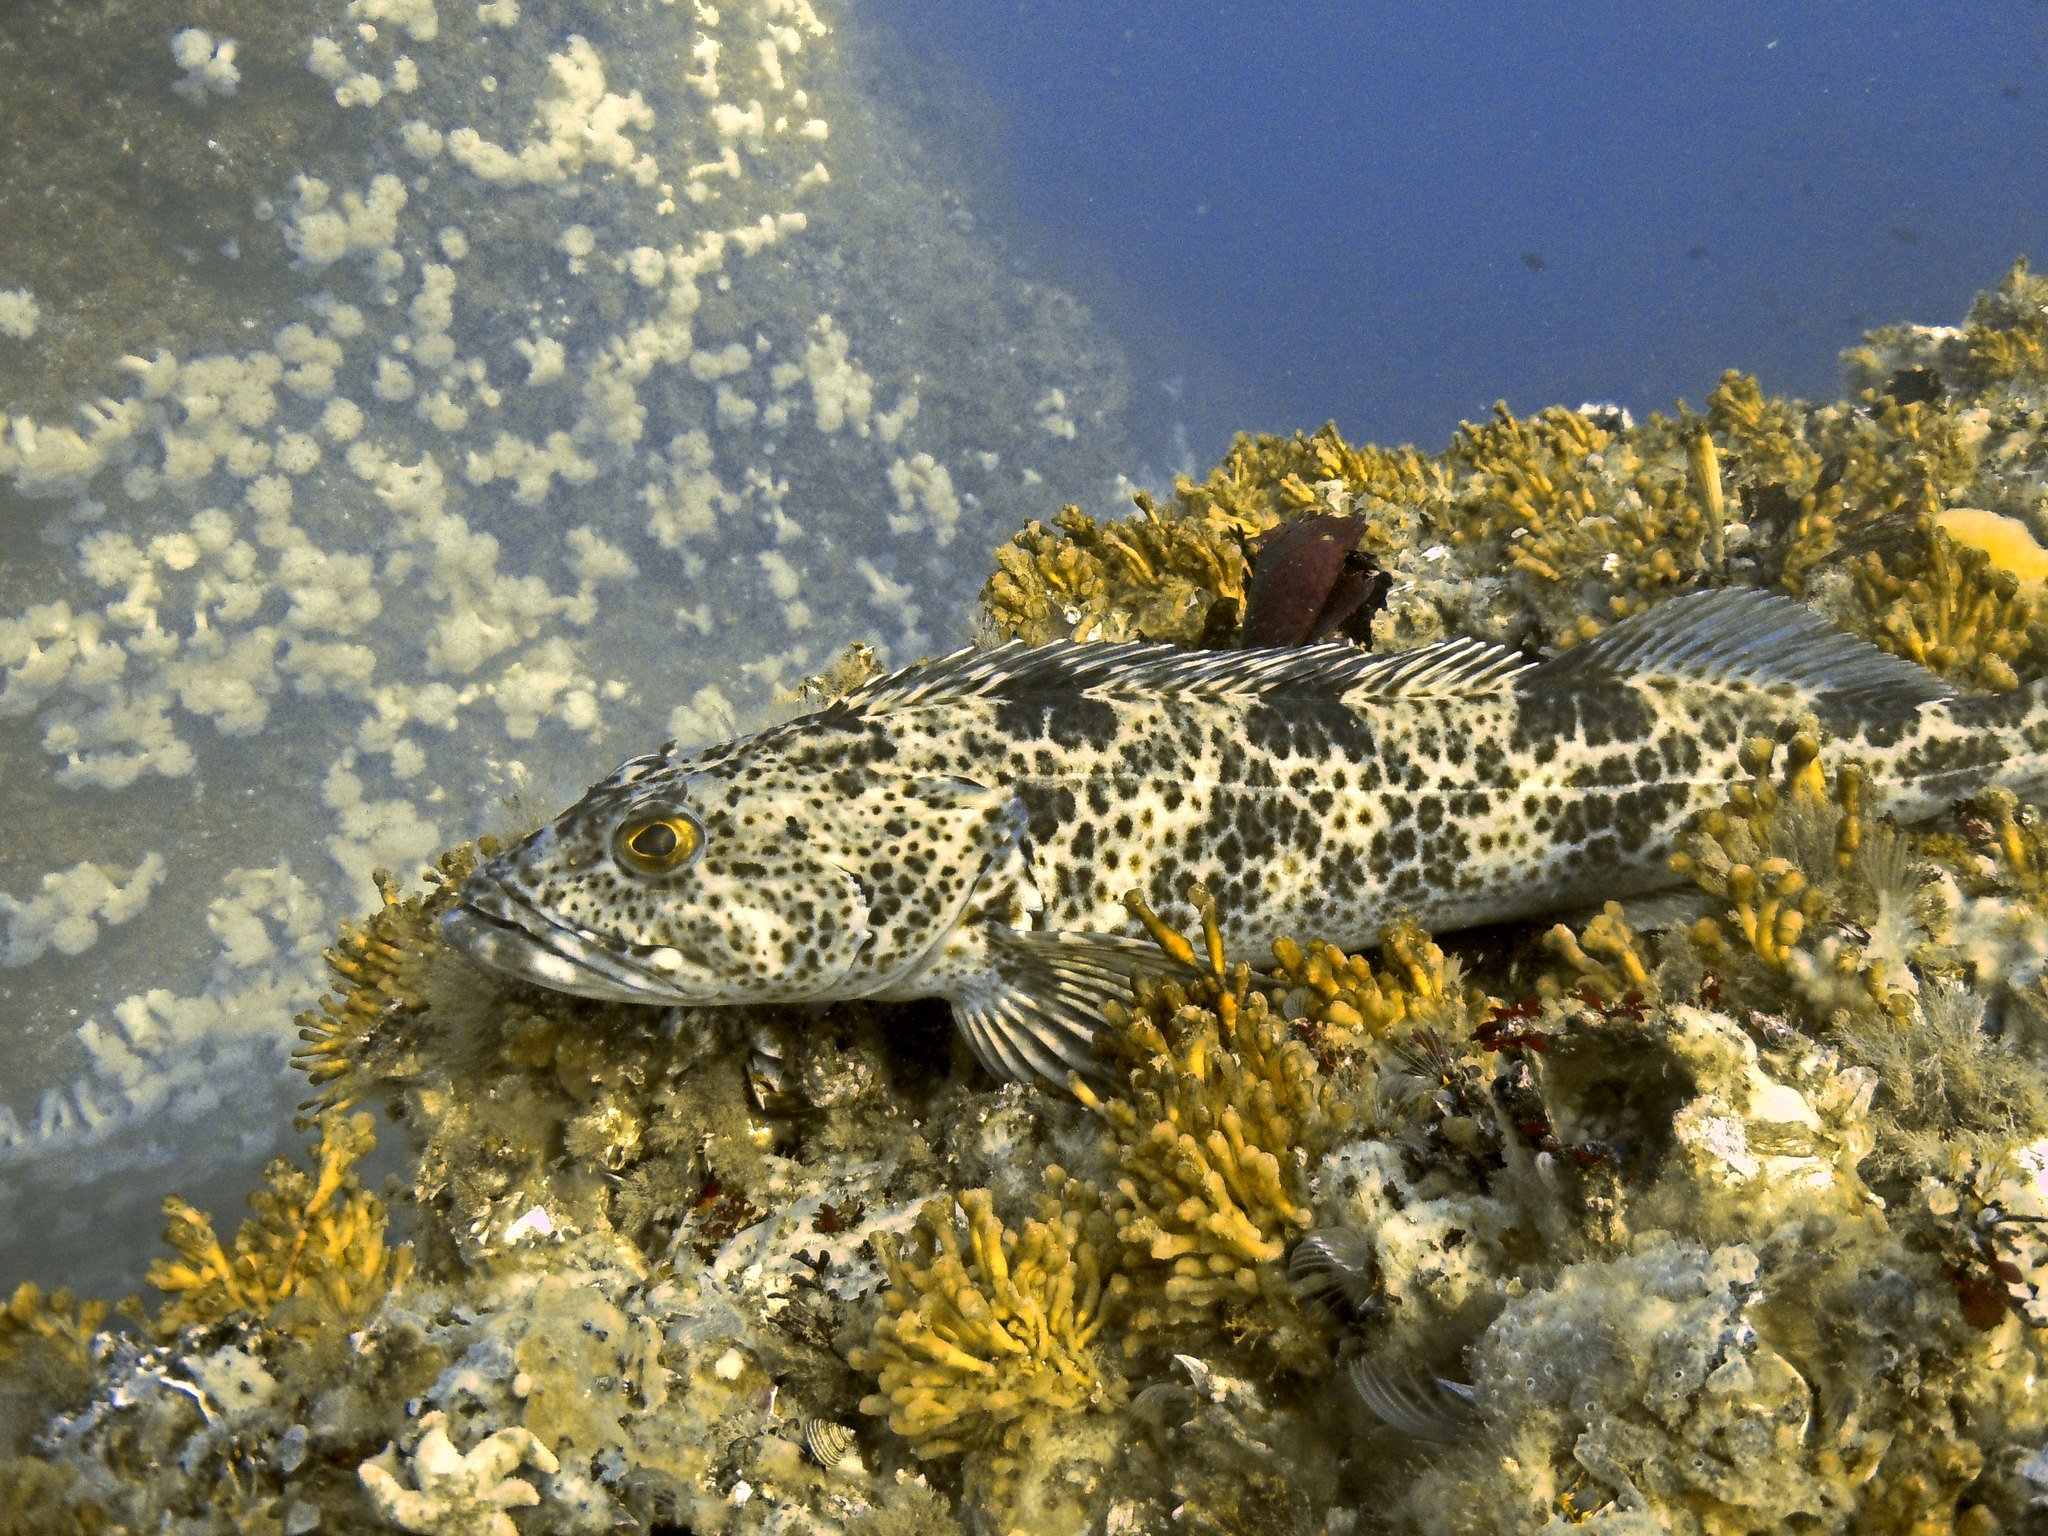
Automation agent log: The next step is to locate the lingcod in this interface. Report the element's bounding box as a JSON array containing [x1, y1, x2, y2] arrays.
[[441, 588, 2048, 1086]]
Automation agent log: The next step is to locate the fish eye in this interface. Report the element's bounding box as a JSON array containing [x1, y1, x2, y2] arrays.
[[612, 808, 704, 876]]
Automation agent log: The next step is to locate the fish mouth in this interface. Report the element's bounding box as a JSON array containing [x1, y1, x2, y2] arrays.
[[439, 870, 699, 1004]]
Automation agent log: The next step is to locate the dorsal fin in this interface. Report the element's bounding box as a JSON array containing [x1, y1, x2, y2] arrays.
[[843, 635, 1531, 716], [1535, 587, 1954, 710]]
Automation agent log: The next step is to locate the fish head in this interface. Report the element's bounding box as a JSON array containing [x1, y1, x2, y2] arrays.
[[441, 732, 1021, 1006]]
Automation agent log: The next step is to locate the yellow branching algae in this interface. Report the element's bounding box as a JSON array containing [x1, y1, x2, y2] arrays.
[[1073, 889, 1350, 1363], [292, 841, 494, 1116], [142, 1109, 412, 1337], [1271, 917, 1484, 1046], [1168, 421, 1445, 540], [1849, 519, 2048, 693], [852, 1187, 1116, 1451], [1845, 258, 2048, 393], [982, 499, 1249, 645], [1674, 728, 1850, 974], [1542, 900, 1657, 1000], [850, 1186, 1122, 1520], [0, 1284, 105, 1381]]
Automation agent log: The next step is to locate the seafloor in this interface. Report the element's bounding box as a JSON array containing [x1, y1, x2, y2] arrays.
[[12, 263, 2048, 1535]]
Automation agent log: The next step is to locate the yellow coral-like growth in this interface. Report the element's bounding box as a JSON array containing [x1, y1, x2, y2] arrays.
[[292, 840, 494, 1114], [1843, 257, 2048, 393], [1544, 901, 1657, 1001], [1170, 421, 1444, 540], [1955, 257, 2048, 388], [1828, 395, 1972, 526], [850, 1185, 1118, 1471], [981, 499, 1249, 645], [1075, 888, 1348, 1354], [1849, 519, 2047, 693], [1269, 918, 1487, 1051], [0, 1283, 107, 1382], [1966, 786, 2048, 906], [143, 1110, 412, 1337], [1670, 729, 1924, 1024], [1921, 785, 2048, 913], [1673, 728, 1847, 972], [1706, 372, 1821, 497], [1445, 402, 1722, 644], [1704, 372, 1845, 594]]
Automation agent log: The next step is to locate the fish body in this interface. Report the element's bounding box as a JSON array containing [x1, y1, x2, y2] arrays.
[[442, 589, 2048, 1085]]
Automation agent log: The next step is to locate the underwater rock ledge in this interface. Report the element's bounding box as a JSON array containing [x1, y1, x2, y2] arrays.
[[14, 266, 2048, 1534]]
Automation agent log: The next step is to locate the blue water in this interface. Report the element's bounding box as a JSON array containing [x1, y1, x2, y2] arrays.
[[868, 1, 2048, 462]]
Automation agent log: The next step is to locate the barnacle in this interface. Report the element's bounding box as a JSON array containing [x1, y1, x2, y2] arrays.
[[292, 840, 496, 1116], [1286, 1226, 1381, 1320], [1347, 1360, 1478, 1444], [981, 499, 1249, 645], [849, 1183, 1121, 1494], [1847, 518, 2048, 692], [1073, 888, 1350, 1363], [141, 1108, 412, 1337]]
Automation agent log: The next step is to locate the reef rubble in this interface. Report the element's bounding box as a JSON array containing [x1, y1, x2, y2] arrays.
[[13, 268, 2048, 1533]]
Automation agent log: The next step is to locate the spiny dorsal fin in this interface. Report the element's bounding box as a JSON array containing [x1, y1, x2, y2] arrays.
[[1536, 587, 1954, 711], [845, 635, 1530, 715]]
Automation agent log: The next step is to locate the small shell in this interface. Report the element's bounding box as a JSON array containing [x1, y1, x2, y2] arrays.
[[801, 1418, 865, 1475]]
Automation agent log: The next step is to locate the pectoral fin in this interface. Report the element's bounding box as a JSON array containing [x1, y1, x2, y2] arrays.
[[949, 928, 1175, 1090]]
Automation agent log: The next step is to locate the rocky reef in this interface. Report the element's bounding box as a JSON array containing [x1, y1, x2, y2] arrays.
[[13, 268, 2048, 1533]]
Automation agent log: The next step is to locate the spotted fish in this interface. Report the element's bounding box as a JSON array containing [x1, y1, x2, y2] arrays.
[[441, 588, 2048, 1086]]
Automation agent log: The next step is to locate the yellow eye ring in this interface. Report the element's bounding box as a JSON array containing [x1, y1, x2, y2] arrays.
[[612, 810, 703, 876]]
